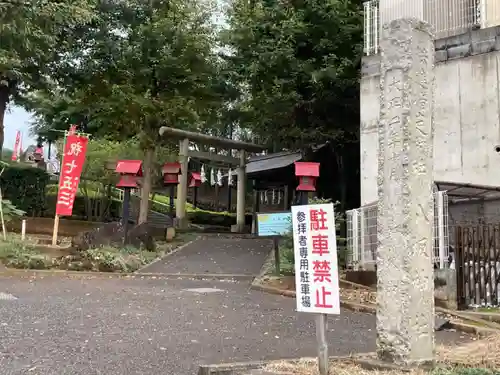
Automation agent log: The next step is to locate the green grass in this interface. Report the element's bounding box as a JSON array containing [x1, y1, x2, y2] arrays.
[[47, 182, 233, 216], [474, 307, 500, 313], [151, 193, 232, 215], [0, 232, 198, 272], [46, 183, 113, 199]]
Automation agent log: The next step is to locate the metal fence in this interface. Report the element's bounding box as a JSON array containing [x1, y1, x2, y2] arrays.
[[363, 0, 500, 56], [364, 0, 379, 56], [456, 224, 500, 308], [346, 191, 450, 269]]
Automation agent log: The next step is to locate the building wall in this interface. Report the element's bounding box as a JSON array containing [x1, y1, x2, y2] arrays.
[[361, 26, 500, 205], [486, 0, 500, 28]]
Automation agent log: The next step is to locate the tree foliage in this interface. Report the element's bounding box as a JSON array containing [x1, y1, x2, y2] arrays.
[[51, 0, 222, 144], [0, 0, 98, 152], [224, 0, 363, 149], [28, 0, 227, 223]]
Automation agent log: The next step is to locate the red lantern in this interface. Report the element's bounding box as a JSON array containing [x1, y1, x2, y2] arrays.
[[189, 172, 201, 188], [162, 162, 181, 185], [115, 160, 143, 188], [294, 162, 320, 192]]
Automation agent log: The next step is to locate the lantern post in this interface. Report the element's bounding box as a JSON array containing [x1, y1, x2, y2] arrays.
[[189, 172, 202, 208], [115, 160, 143, 244], [162, 162, 182, 213], [294, 161, 328, 375], [294, 162, 320, 204]]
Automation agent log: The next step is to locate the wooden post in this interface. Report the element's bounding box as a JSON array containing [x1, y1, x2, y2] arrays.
[[169, 185, 175, 213], [273, 237, 280, 275], [52, 215, 60, 246], [193, 186, 198, 208], [215, 184, 220, 211], [122, 187, 131, 245], [284, 185, 289, 210], [235, 150, 246, 232], [176, 138, 189, 228], [21, 219, 26, 241]]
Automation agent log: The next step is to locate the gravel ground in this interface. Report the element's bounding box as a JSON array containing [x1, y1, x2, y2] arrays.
[[139, 237, 272, 275], [0, 275, 472, 375]]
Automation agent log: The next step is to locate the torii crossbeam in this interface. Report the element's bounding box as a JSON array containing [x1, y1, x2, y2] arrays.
[[159, 126, 266, 231]]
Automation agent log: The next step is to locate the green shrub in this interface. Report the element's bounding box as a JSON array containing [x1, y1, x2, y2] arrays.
[[187, 211, 236, 226], [7, 253, 53, 269], [0, 235, 52, 269], [82, 246, 153, 272], [0, 166, 50, 216], [2, 200, 26, 222], [0, 235, 158, 272]]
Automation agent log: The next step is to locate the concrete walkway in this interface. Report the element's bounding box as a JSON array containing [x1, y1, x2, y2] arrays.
[[140, 237, 271, 276], [0, 276, 470, 375]]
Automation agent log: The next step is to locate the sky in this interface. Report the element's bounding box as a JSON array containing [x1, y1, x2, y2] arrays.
[[4, 106, 35, 150]]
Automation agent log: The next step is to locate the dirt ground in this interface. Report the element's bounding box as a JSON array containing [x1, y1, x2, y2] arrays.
[[261, 276, 377, 305], [7, 218, 99, 237], [263, 334, 500, 374]]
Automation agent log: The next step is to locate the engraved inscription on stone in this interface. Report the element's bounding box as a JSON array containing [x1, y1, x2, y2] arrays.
[[376, 19, 435, 366]]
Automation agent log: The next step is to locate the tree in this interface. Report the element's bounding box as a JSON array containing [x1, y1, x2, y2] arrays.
[[30, 0, 223, 223], [223, 0, 363, 150], [0, 0, 98, 154]]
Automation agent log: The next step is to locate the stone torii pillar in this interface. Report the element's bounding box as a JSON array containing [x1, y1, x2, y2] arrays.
[[176, 138, 190, 229], [376, 18, 435, 366], [235, 150, 246, 232]]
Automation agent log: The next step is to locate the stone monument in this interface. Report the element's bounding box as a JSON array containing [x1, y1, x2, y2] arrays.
[[376, 18, 435, 366]]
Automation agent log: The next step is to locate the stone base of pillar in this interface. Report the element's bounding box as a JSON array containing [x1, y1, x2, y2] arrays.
[[231, 224, 249, 233], [174, 217, 189, 230], [354, 358, 435, 372]]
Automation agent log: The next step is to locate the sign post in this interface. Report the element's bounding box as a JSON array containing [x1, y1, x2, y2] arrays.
[[292, 161, 335, 375], [52, 129, 89, 246], [292, 203, 339, 375]]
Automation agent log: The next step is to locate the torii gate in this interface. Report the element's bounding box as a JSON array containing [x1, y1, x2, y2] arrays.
[[158, 126, 266, 232]]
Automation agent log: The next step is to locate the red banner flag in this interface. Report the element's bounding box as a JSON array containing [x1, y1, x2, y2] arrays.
[[55, 134, 89, 216], [11, 131, 20, 161]]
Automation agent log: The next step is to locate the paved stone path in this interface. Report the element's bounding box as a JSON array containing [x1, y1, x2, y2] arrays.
[[139, 237, 271, 275], [0, 275, 471, 375]]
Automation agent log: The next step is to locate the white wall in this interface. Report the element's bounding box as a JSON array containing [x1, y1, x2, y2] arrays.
[[361, 49, 500, 206], [486, 0, 500, 28]]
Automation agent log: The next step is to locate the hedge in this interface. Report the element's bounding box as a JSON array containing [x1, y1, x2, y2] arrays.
[[0, 164, 249, 226], [0, 165, 50, 216]]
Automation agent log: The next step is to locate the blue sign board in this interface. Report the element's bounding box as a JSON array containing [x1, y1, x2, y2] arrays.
[[257, 212, 292, 236]]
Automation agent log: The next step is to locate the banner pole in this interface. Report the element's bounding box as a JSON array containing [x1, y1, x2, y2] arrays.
[[52, 130, 69, 246], [51, 215, 60, 246]]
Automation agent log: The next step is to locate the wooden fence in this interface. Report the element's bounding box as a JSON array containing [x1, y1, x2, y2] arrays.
[[455, 224, 500, 308]]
